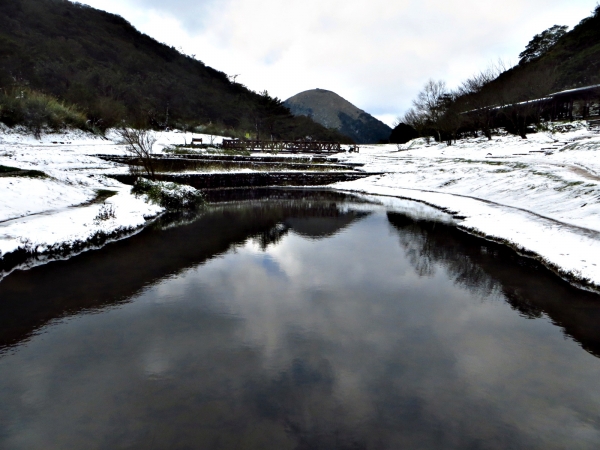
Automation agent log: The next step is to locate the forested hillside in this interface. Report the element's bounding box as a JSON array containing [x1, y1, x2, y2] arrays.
[[474, 6, 600, 104], [398, 5, 600, 143], [0, 0, 348, 141]]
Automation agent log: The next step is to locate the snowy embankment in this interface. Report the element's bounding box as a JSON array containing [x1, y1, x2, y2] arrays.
[[2, 122, 600, 290], [0, 126, 211, 277], [334, 122, 600, 290]]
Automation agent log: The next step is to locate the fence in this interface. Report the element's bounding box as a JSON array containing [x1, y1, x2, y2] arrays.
[[222, 140, 341, 153]]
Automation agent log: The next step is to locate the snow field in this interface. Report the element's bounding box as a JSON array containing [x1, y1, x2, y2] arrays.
[[334, 123, 600, 289]]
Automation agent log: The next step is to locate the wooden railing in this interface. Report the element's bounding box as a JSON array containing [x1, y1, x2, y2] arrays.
[[222, 139, 341, 153]]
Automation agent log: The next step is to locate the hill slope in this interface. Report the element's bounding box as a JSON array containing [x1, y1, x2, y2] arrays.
[[0, 0, 347, 141], [284, 89, 391, 144], [521, 7, 600, 89], [475, 7, 600, 104]]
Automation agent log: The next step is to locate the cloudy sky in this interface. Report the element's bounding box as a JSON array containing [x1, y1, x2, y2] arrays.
[[77, 0, 596, 126]]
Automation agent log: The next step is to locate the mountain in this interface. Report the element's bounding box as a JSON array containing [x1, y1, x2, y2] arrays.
[[0, 0, 348, 141], [284, 89, 391, 144]]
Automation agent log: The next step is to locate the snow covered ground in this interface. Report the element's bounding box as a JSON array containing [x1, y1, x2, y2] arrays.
[[0, 126, 217, 278], [1, 122, 600, 290], [333, 121, 600, 290]]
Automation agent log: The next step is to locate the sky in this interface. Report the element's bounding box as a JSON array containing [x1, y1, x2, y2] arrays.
[[76, 0, 597, 126]]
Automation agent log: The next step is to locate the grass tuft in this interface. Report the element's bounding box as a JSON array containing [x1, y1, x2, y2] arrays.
[[131, 178, 205, 210], [0, 164, 48, 178], [0, 165, 21, 173]]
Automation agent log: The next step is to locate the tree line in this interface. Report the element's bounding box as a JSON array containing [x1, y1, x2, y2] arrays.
[[394, 5, 600, 144]]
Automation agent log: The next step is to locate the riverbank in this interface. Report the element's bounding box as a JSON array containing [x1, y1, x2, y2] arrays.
[[0, 126, 347, 278], [333, 122, 600, 290], [0, 127, 209, 278], [2, 122, 600, 290]]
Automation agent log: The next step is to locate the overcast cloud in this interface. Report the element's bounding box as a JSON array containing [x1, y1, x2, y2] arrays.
[[77, 0, 596, 125]]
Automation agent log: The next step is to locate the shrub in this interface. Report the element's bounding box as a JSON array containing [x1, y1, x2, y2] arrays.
[[193, 122, 247, 140], [131, 177, 205, 210], [88, 97, 127, 132], [93, 203, 116, 224], [389, 123, 419, 144], [117, 128, 157, 179], [0, 88, 88, 137]]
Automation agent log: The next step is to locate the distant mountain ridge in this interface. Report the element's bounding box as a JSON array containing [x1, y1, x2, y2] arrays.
[[284, 89, 391, 144]]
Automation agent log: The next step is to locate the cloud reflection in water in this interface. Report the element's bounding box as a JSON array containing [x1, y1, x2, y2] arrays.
[[0, 192, 599, 449]]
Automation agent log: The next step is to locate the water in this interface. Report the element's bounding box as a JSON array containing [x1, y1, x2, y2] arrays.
[[0, 189, 599, 449]]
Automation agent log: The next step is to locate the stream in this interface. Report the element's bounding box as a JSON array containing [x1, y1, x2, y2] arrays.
[[0, 189, 599, 449]]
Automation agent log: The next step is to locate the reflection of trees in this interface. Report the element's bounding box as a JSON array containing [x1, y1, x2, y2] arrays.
[[387, 212, 600, 357], [253, 224, 290, 251], [387, 213, 498, 296], [284, 210, 370, 240], [216, 198, 369, 246], [204, 187, 371, 204], [0, 190, 367, 353]]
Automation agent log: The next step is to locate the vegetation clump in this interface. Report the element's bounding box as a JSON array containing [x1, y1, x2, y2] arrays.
[[0, 89, 87, 137], [0, 164, 47, 178], [131, 178, 205, 210], [207, 148, 251, 157], [163, 146, 204, 156], [93, 203, 116, 224]]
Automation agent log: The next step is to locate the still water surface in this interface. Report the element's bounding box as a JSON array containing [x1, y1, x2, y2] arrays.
[[1, 189, 600, 449]]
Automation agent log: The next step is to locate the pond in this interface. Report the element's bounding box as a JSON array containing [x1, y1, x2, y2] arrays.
[[0, 189, 599, 449]]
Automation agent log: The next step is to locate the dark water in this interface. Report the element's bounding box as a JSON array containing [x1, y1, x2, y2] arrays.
[[1, 189, 600, 449]]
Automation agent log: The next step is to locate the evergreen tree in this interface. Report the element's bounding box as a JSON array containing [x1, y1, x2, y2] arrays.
[[389, 123, 418, 144], [519, 25, 568, 65]]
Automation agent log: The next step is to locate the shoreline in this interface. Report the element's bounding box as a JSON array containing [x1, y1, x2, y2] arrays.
[[334, 186, 600, 293], [2, 125, 600, 292], [3, 183, 599, 294]]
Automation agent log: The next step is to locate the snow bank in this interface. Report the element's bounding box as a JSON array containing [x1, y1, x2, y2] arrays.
[[0, 188, 161, 259], [0, 128, 159, 276], [2, 122, 600, 291], [334, 123, 600, 290], [0, 125, 234, 277]]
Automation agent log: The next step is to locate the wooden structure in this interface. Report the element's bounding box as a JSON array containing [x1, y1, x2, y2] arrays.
[[547, 84, 600, 121], [222, 139, 341, 153]]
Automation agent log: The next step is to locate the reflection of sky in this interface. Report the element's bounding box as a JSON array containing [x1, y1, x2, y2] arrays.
[[256, 253, 288, 279], [0, 211, 600, 449]]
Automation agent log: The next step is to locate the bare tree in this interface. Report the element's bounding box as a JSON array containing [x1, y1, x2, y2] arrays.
[[412, 80, 448, 142], [451, 61, 515, 140], [118, 127, 157, 180], [498, 66, 558, 138], [455, 65, 505, 139], [457, 63, 503, 97], [438, 97, 463, 145]]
